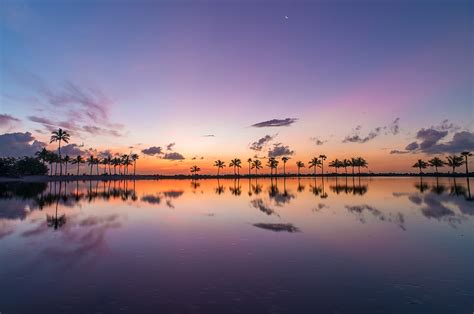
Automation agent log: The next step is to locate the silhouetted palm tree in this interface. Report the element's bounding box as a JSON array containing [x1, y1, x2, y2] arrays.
[[112, 157, 120, 175], [123, 155, 132, 175], [63, 155, 70, 175], [428, 157, 445, 175], [214, 160, 226, 176], [446, 155, 464, 175], [229, 158, 242, 175], [247, 158, 252, 176], [131, 153, 139, 176], [101, 157, 109, 175], [35, 148, 49, 164], [296, 161, 305, 176], [190, 165, 201, 176], [49, 128, 70, 176], [282, 156, 290, 176], [350, 158, 357, 175], [342, 159, 350, 175], [412, 159, 428, 175], [87, 155, 95, 175], [251, 159, 263, 175], [329, 159, 341, 175], [71, 155, 84, 175], [461, 151, 472, 176], [354, 157, 368, 175], [318, 154, 327, 176], [267, 157, 278, 176]]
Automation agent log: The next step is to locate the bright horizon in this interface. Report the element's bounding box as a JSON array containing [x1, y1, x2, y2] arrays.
[[1, 0, 473, 174]]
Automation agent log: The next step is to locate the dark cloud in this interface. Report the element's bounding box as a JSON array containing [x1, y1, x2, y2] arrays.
[[0, 132, 45, 157], [163, 152, 185, 160], [268, 143, 294, 158], [343, 118, 400, 143], [141, 195, 161, 204], [166, 142, 175, 151], [61, 143, 86, 156], [0, 114, 20, 128], [250, 198, 279, 216], [250, 134, 276, 151], [424, 131, 474, 154], [417, 128, 448, 150], [252, 223, 300, 233], [405, 141, 419, 151], [141, 146, 163, 156], [252, 118, 297, 128], [310, 137, 326, 145], [390, 149, 410, 154]]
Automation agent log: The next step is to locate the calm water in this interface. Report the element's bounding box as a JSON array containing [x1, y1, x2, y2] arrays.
[[0, 177, 473, 314]]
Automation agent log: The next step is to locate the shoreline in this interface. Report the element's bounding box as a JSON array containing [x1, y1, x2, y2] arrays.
[[0, 173, 472, 182]]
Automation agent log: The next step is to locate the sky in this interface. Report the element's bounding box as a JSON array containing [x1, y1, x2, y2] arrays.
[[0, 0, 473, 174]]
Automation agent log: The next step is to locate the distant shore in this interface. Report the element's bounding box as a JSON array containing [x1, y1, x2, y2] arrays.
[[0, 173, 472, 182]]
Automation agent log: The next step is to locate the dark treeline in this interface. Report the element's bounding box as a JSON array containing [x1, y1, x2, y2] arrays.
[[412, 152, 472, 177], [0, 157, 49, 177]]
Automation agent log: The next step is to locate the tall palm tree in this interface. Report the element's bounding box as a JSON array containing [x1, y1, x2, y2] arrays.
[[49, 128, 70, 176], [267, 157, 278, 176], [131, 153, 139, 176], [112, 157, 120, 175], [190, 165, 201, 176], [461, 151, 472, 176], [354, 157, 368, 175], [214, 160, 226, 176], [87, 155, 95, 175], [350, 158, 357, 175], [251, 159, 263, 175], [101, 157, 109, 175], [63, 155, 71, 175], [318, 154, 327, 176], [428, 157, 445, 175], [342, 159, 351, 175], [281, 156, 290, 176], [308, 157, 320, 176], [446, 155, 464, 175], [329, 159, 341, 175], [247, 158, 252, 176], [35, 148, 49, 164], [95, 157, 101, 175], [121, 154, 129, 175], [412, 159, 428, 175], [229, 158, 242, 175], [71, 155, 85, 175], [296, 161, 305, 176]]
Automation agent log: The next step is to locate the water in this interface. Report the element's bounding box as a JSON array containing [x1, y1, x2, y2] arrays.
[[0, 177, 473, 313]]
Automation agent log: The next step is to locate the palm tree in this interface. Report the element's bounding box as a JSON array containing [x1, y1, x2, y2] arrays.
[[123, 155, 132, 175], [281, 156, 290, 176], [342, 159, 351, 175], [308, 157, 320, 176], [112, 157, 120, 175], [35, 148, 49, 164], [354, 157, 368, 175], [101, 157, 109, 175], [71, 155, 85, 175], [190, 165, 201, 176], [87, 155, 95, 175], [412, 159, 428, 175], [428, 157, 445, 175], [461, 151, 472, 176], [329, 159, 341, 175], [446, 155, 464, 175], [267, 157, 278, 176], [214, 160, 226, 176], [318, 154, 327, 176], [229, 158, 242, 175], [247, 158, 252, 176], [296, 161, 305, 176], [131, 153, 139, 176], [251, 159, 263, 175], [350, 158, 357, 175], [63, 155, 71, 175], [49, 128, 70, 176]]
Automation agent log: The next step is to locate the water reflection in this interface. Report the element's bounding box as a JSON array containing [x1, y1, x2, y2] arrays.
[[0, 177, 473, 313]]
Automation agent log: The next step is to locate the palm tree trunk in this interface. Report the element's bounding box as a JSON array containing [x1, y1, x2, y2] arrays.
[[134, 161, 136, 176], [90, 165, 93, 175], [77, 163, 80, 176], [465, 157, 469, 176], [65, 162, 68, 175], [217, 168, 220, 176], [58, 140, 62, 176]]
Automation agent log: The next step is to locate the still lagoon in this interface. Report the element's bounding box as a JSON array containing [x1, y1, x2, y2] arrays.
[[0, 177, 473, 313]]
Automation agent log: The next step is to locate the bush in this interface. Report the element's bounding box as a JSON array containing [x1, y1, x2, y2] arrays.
[[0, 157, 49, 177]]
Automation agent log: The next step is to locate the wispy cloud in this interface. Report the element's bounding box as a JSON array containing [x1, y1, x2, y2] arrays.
[[250, 134, 276, 151], [343, 118, 400, 143], [251, 118, 297, 128]]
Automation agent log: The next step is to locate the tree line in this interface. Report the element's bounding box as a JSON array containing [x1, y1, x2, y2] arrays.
[[412, 152, 472, 176]]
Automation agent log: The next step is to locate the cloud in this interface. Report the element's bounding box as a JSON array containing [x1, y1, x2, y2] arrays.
[[82, 125, 121, 137], [0, 114, 20, 129], [163, 152, 185, 160], [310, 137, 326, 145], [417, 128, 448, 150], [405, 142, 419, 151], [252, 223, 300, 233], [0, 132, 46, 157], [61, 143, 86, 156], [389, 149, 410, 154], [268, 143, 294, 158], [343, 118, 400, 143], [250, 134, 276, 151], [166, 142, 175, 151], [251, 118, 297, 128], [202, 134, 215, 137], [141, 195, 161, 204], [141, 146, 163, 156]]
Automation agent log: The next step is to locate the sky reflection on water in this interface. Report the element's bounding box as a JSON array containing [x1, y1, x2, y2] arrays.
[[0, 177, 473, 313]]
